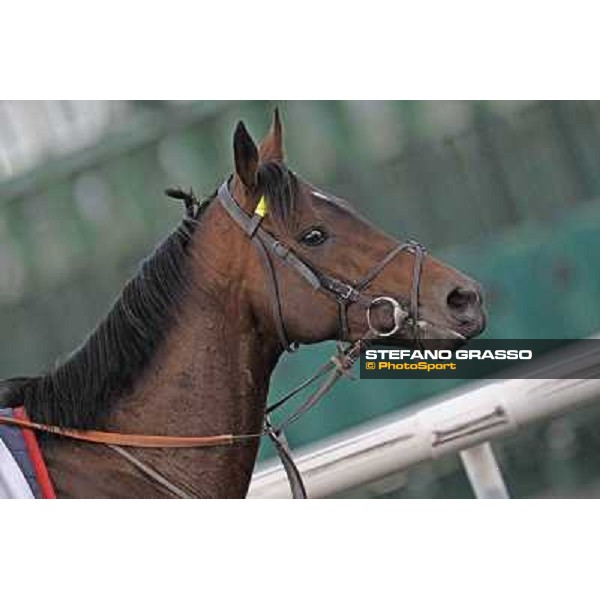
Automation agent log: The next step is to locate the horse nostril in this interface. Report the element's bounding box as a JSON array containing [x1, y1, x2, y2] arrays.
[[447, 286, 479, 312]]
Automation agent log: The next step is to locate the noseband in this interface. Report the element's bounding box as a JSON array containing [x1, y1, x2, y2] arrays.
[[216, 180, 427, 349]]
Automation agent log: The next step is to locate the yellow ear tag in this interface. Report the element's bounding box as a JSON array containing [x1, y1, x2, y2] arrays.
[[254, 195, 268, 218]]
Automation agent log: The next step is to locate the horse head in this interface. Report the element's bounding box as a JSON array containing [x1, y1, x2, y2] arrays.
[[212, 109, 485, 351]]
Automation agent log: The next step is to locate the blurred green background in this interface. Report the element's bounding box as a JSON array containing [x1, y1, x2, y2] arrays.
[[2, 100, 600, 497]]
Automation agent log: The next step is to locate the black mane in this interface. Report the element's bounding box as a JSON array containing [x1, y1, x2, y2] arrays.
[[0, 163, 299, 430], [1, 213, 202, 429]]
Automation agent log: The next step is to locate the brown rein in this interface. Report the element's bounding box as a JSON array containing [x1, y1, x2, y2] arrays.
[[0, 414, 261, 448], [0, 339, 366, 452], [0, 340, 368, 499], [0, 338, 367, 449]]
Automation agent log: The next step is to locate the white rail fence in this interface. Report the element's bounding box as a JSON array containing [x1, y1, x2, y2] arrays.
[[249, 342, 600, 499]]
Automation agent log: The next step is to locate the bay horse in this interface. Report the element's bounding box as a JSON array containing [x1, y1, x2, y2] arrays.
[[0, 110, 485, 498]]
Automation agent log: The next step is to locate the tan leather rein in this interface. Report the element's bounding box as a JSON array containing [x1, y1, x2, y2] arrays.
[[0, 414, 261, 448], [0, 341, 365, 499]]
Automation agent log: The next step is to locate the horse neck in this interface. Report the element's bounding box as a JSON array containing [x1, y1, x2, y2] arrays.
[[114, 307, 279, 495], [45, 210, 283, 498]]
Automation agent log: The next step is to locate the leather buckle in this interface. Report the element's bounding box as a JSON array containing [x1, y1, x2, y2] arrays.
[[339, 284, 358, 302], [272, 241, 290, 258]]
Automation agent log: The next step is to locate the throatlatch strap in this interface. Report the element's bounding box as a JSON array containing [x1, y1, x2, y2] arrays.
[[252, 235, 295, 351]]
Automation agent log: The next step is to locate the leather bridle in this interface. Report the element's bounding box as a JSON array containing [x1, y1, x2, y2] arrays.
[[216, 179, 427, 349], [0, 179, 428, 499]]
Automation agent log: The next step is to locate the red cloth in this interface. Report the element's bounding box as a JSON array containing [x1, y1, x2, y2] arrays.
[[13, 407, 56, 499]]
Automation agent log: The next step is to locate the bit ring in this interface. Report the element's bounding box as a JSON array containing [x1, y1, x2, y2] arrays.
[[366, 296, 407, 337]]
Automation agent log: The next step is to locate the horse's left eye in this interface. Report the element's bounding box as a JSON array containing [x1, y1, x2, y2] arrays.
[[300, 227, 328, 246]]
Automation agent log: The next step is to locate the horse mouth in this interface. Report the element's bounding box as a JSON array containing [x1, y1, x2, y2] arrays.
[[373, 318, 478, 350], [359, 301, 486, 348]]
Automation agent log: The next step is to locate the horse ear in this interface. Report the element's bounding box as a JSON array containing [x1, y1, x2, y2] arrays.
[[258, 107, 284, 162], [233, 121, 259, 189]]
